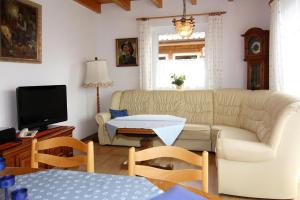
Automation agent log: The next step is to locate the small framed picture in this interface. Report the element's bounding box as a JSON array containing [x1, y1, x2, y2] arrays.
[[116, 38, 138, 67]]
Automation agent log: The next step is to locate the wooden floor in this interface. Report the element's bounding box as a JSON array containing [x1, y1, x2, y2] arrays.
[[92, 144, 300, 200]]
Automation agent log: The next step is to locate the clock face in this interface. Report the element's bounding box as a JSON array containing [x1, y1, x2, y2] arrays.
[[248, 37, 261, 55]]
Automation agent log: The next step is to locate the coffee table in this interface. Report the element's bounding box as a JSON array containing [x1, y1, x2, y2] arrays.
[[117, 128, 156, 148], [117, 128, 174, 170], [106, 115, 186, 145], [106, 115, 186, 170]]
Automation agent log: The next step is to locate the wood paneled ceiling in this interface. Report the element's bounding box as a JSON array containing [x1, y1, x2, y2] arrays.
[[74, 0, 198, 14]]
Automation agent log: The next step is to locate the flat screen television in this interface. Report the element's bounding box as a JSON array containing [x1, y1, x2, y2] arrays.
[[16, 85, 68, 130]]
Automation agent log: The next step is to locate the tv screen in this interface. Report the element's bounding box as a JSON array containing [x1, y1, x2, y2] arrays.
[[16, 85, 68, 130]]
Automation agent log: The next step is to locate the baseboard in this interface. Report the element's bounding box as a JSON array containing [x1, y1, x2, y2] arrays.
[[82, 133, 98, 143]]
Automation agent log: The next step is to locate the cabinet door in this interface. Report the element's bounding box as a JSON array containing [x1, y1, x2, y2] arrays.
[[4, 155, 16, 167], [17, 150, 32, 168]]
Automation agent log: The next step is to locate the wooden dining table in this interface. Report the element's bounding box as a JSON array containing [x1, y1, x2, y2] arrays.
[[0, 167, 220, 200]]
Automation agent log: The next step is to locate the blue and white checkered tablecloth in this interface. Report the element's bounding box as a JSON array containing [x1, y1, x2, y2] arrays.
[[0, 169, 163, 200]]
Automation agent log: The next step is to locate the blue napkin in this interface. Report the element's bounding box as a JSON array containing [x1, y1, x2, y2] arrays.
[[151, 185, 208, 200]]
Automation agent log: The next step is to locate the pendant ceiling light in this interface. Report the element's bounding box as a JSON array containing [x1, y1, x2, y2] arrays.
[[172, 0, 195, 38]]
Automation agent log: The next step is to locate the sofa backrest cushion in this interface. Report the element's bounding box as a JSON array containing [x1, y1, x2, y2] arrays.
[[240, 90, 274, 142], [114, 90, 214, 125], [150, 91, 214, 125], [119, 90, 152, 115], [110, 91, 123, 110], [240, 91, 299, 147], [213, 89, 250, 127], [263, 93, 299, 148], [179, 91, 213, 124], [151, 91, 182, 116]]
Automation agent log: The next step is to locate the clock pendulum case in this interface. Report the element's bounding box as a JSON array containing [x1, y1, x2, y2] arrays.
[[242, 28, 270, 90]]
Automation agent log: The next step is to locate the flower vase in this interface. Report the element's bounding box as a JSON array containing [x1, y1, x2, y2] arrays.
[[176, 85, 183, 90]]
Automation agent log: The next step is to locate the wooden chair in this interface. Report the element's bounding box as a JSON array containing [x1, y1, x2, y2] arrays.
[[128, 146, 209, 193], [31, 137, 94, 173]]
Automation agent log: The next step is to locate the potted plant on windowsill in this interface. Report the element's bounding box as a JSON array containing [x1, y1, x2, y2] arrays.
[[171, 74, 186, 90]]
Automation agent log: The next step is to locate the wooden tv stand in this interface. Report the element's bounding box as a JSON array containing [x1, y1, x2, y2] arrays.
[[0, 126, 75, 168]]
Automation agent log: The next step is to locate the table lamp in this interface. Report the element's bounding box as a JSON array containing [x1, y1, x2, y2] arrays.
[[83, 58, 112, 113]]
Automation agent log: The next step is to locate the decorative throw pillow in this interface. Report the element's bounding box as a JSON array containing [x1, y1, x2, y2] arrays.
[[109, 109, 128, 119]]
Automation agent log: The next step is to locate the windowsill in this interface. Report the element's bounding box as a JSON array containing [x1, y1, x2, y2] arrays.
[[153, 87, 207, 91]]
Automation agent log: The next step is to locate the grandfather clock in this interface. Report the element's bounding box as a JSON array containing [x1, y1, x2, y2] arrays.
[[242, 28, 269, 90]]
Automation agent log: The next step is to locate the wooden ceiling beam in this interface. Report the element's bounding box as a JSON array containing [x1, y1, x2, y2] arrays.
[[191, 0, 197, 5], [160, 40, 205, 46], [74, 0, 101, 13], [98, 0, 113, 4], [112, 0, 131, 11], [151, 0, 163, 8]]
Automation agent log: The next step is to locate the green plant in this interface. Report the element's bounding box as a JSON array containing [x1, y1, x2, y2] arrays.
[[171, 74, 186, 86]]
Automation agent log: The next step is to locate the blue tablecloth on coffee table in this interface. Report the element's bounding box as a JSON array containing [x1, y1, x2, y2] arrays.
[[105, 115, 186, 145]]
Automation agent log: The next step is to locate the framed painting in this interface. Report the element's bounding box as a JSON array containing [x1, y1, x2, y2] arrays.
[[0, 0, 42, 63], [116, 38, 138, 67]]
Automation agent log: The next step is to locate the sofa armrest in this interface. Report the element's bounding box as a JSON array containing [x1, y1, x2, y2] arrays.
[[95, 112, 112, 145], [95, 112, 111, 125], [217, 138, 275, 162]]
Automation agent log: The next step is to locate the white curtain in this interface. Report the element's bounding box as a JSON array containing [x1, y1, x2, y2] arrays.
[[270, 0, 300, 96], [206, 15, 223, 89], [139, 20, 153, 90], [269, 0, 284, 91]]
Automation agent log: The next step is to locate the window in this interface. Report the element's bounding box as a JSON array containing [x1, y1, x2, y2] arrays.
[[281, 27, 300, 96], [159, 54, 168, 60], [173, 53, 200, 60], [154, 32, 206, 89], [277, 0, 300, 97]]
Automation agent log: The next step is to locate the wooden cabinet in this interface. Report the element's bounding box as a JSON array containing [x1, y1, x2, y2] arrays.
[[0, 126, 74, 168], [17, 150, 32, 167], [243, 28, 269, 90]]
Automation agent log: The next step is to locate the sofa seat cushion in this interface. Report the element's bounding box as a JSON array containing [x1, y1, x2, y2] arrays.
[[178, 124, 210, 140], [216, 138, 275, 162], [214, 125, 275, 162], [212, 125, 259, 142]]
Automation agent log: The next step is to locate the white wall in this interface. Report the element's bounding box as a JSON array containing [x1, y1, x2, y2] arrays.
[[0, 0, 98, 139], [96, 0, 271, 111]]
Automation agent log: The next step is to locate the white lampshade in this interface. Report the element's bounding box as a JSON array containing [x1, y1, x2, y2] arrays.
[[83, 60, 112, 88]]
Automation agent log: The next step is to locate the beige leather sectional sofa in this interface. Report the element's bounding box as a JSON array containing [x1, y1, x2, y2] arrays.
[[96, 89, 300, 199]]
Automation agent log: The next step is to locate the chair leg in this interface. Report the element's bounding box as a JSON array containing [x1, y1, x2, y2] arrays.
[[87, 141, 94, 173], [31, 139, 39, 169], [202, 151, 209, 193], [128, 147, 136, 176]]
